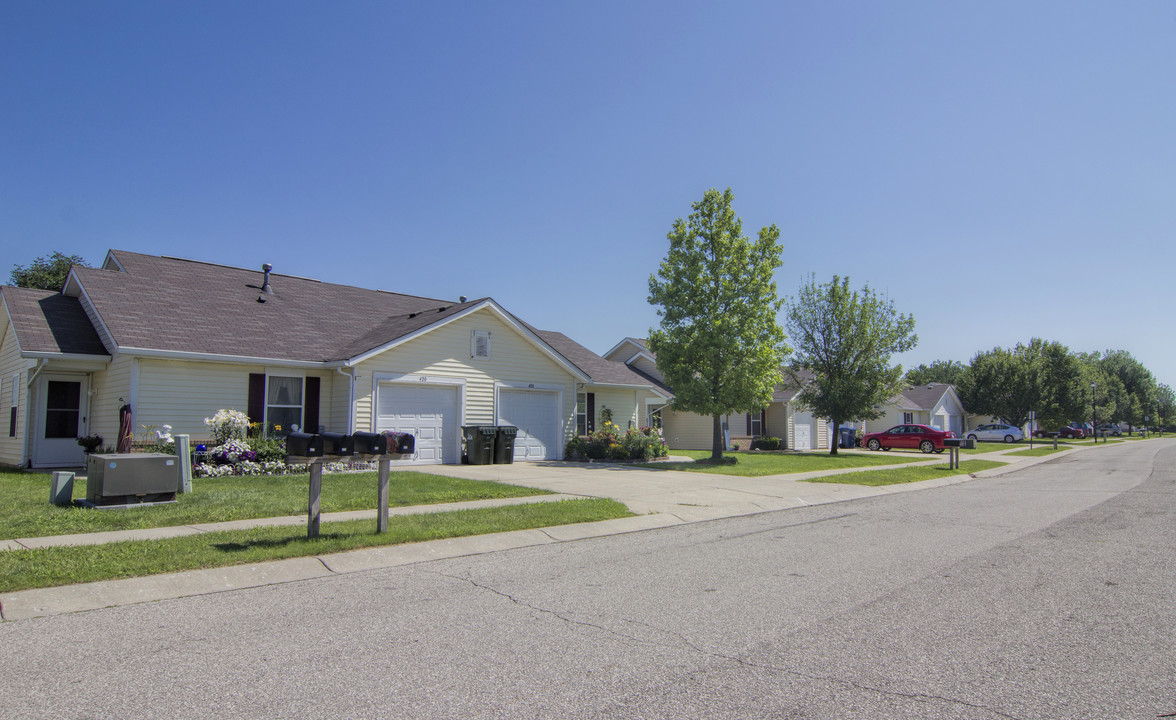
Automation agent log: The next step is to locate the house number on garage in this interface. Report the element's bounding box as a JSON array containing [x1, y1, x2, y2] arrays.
[[418, 377, 427, 382]]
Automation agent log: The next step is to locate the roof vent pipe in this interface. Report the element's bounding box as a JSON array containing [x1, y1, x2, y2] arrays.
[[261, 264, 274, 294], [459, 296, 467, 303]]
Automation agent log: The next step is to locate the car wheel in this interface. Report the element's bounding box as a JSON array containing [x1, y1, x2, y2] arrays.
[[1004, 435, 1015, 443], [967, 434, 979, 444], [920, 440, 934, 454], [867, 438, 880, 451]]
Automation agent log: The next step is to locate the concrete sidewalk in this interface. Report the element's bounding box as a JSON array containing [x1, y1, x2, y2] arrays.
[[0, 444, 1070, 622]]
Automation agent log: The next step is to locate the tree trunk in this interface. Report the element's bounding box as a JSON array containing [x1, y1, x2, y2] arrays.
[[711, 414, 724, 461], [829, 416, 840, 456]]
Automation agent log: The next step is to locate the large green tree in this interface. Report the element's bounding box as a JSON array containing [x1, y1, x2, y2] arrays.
[[904, 359, 966, 387], [647, 188, 789, 460], [1100, 349, 1157, 432], [784, 275, 917, 456], [1155, 383, 1174, 432], [10, 251, 89, 291], [958, 338, 1086, 430]]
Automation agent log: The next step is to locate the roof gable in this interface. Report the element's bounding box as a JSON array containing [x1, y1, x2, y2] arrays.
[[899, 383, 956, 411], [0, 286, 109, 357]]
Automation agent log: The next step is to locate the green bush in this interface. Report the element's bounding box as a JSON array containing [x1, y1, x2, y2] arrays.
[[750, 436, 781, 451], [250, 436, 287, 462]]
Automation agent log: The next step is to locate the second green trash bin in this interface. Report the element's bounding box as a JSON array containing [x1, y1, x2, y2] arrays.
[[494, 426, 518, 464], [462, 425, 496, 465]]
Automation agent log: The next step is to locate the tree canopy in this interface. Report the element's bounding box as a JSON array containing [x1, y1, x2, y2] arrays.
[[904, 360, 966, 387], [957, 338, 1085, 429], [647, 187, 789, 460], [784, 275, 916, 455], [9, 251, 89, 291]]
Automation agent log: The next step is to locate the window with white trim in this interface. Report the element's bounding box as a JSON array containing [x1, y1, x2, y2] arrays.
[[267, 376, 303, 433], [749, 412, 762, 437], [903, 412, 913, 424], [575, 392, 588, 435], [471, 330, 491, 358], [8, 374, 17, 438]]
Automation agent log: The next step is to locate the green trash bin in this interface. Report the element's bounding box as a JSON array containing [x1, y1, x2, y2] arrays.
[[462, 426, 496, 465], [494, 426, 518, 464]]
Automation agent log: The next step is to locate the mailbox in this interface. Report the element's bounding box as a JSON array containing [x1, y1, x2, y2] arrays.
[[383, 432, 415, 455], [287, 432, 323, 457], [351, 431, 387, 455], [943, 438, 962, 448], [321, 431, 354, 456]]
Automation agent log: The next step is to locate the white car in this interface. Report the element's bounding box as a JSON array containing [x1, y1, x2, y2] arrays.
[[966, 423, 1024, 444]]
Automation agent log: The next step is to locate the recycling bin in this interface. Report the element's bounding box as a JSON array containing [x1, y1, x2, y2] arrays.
[[838, 427, 856, 449], [494, 426, 518, 464], [462, 426, 496, 465]]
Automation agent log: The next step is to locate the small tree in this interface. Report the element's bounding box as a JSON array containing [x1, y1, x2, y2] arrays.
[[904, 360, 966, 387], [10, 251, 89, 291], [647, 188, 789, 461], [784, 275, 917, 455]]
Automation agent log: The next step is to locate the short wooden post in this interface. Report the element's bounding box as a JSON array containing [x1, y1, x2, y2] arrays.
[[377, 457, 390, 533], [308, 459, 323, 539]]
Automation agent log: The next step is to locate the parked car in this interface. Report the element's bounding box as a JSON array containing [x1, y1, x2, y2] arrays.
[[861, 424, 955, 454], [966, 423, 1024, 444], [1059, 423, 1086, 439], [1096, 423, 1122, 437]]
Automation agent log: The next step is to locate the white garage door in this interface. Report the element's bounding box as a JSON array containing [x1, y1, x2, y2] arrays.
[[498, 389, 560, 461], [376, 383, 460, 464], [793, 411, 815, 451]]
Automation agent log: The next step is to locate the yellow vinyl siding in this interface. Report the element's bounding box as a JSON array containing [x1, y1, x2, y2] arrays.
[[589, 388, 643, 430], [627, 355, 662, 381], [662, 408, 715, 450], [765, 403, 789, 441], [0, 324, 26, 466], [354, 309, 579, 444], [135, 360, 335, 442], [88, 354, 132, 449]]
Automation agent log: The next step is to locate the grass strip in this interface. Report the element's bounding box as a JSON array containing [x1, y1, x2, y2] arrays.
[[648, 449, 927, 477], [0, 498, 631, 593], [0, 469, 549, 541], [802, 460, 1005, 486]]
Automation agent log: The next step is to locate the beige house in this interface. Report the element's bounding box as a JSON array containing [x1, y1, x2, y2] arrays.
[[865, 383, 967, 436], [0, 251, 666, 468], [601, 338, 831, 451]]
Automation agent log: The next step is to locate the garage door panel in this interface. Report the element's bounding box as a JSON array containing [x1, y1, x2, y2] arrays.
[[376, 383, 459, 465], [498, 389, 560, 461]]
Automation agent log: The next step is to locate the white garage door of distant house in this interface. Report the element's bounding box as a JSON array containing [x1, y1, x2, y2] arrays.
[[377, 383, 460, 464], [793, 411, 816, 451], [498, 389, 560, 461]]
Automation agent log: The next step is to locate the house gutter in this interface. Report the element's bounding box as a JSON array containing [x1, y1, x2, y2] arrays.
[[22, 359, 47, 468]]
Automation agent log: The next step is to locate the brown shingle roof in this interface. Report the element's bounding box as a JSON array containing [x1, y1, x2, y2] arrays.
[[71, 251, 460, 363], [1, 286, 109, 356], [535, 330, 671, 393], [899, 383, 954, 410]]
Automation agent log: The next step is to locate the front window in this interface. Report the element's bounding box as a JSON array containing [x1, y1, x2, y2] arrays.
[[749, 412, 762, 437], [267, 376, 303, 434], [575, 392, 587, 435], [903, 412, 913, 424]]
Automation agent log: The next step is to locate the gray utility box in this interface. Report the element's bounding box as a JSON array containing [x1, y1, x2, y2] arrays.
[[86, 453, 179, 506]]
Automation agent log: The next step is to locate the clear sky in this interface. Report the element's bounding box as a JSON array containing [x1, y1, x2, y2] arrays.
[[3, 2, 1174, 385]]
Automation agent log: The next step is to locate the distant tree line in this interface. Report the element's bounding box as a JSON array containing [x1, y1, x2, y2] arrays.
[[906, 344, 1172, 432]]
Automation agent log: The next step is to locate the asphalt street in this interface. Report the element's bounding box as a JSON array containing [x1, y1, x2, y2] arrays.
[[2, 440, 1173, 719]]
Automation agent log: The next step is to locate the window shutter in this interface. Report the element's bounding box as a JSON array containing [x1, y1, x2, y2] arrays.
[[587, 393, 595, 433], [304, 377, 321, 433], [746, 414, 752, 435], [247, 373, 265, 425]]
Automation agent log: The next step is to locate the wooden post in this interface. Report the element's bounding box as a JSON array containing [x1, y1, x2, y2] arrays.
[[308, 459, 322, 539], [377, 457, 390, 534]]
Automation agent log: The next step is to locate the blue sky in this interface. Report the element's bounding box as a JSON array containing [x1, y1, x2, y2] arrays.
[[4, 1, 1174, 385]]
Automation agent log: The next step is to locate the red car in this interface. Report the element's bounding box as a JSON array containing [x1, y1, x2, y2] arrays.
[[862, 424, 955, 454]]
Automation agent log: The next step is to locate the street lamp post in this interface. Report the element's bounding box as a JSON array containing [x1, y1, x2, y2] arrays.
[[1091, 381, 1097, 443]]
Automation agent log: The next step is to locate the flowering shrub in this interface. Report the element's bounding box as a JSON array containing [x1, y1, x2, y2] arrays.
[[204, 409, 249, 445], [210, 439, 257, 464], [565, 423, 667, 462], [192, 460, 367, 478]]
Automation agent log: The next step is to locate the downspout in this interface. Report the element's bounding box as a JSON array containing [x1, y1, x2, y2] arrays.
[[23, 359, 47, 468], [336, 367, 355, 435]]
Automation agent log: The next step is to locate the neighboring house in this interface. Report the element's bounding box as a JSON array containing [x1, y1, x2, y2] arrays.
[[602, 338, 831, 451], [866, 383, 966, 435], [0, 250, 666, 468]]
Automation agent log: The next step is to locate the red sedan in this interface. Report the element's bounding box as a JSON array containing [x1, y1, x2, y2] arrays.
[[862, 424, 955, 454]]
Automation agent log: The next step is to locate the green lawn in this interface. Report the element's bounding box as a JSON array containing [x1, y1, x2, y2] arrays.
[[0, 498, 632, 593], [0, 469, 550, 541], [802, 460, 1005, 486], [650, 449, 928, 477]]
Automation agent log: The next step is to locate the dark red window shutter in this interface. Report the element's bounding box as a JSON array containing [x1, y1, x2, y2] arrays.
[[247, 373, 265, 425], [304, 376, 321, 433], [587, 393, 595, 433]]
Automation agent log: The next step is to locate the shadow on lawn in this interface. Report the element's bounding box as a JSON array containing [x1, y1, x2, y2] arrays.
[[212, 533, 344, 553]]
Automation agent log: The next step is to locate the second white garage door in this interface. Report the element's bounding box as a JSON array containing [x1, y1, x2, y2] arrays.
[[376, 382, 460, 464], [498, 389, 560, 461]]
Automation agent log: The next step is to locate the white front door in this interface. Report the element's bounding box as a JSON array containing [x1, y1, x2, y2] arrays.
[[498, 389, 560, 461], [33, 374, 89, 468], [376, 382, 460, 464]]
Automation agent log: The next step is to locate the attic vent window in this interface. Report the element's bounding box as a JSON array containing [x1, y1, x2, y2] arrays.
[[471, 330, 491, 358]]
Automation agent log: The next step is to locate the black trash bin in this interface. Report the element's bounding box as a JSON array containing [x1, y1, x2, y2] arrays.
[[838, 426, 856, 449], [462, 426, 496, 465], [494, 426, 518, 464]]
